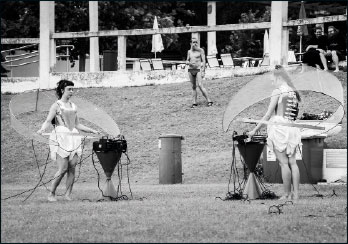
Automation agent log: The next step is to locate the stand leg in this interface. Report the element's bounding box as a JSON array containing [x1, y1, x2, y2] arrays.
[[100, 178, 118, 201], [243, 172, 263, 200]]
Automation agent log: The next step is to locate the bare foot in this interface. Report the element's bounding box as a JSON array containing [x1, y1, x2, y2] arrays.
[[291, 193, 299, 200], [64, 195, 73, 201], [333, 69, 339, 73], [278, 195, 290, 200], [47, 195, 57, 202]]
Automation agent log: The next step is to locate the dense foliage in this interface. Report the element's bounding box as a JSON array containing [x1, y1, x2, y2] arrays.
[[3, 1, 344, 61]]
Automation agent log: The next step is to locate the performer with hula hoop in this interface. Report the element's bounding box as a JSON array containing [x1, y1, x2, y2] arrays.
[[248, 65, 302, 200], [37, 80, 100, 202]]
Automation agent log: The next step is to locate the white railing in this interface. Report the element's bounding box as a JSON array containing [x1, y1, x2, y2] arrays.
[[1, 44, 75, 76]]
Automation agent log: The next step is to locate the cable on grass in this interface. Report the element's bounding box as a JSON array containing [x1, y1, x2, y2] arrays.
[[26, 136, 89, 200], [330, 189, 338, 197], [268, 201, 294, 215], [1, 146, 92, 201], [268, 205, 283, 214], [304, 211, 347, 218], [22, 140, 51, 201], [258, 189, 278, 200]]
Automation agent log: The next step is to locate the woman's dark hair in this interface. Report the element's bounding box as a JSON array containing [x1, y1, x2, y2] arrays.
[[274, 65, 301, 102], [56, 79, 74, 99]]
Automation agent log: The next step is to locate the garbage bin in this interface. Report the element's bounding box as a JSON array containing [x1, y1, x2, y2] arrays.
[[103, 50, 117, 71], [262, 135, 326, 184], [159, 134, 184, 184]]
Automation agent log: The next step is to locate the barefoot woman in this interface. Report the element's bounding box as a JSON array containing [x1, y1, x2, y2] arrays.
[[248, 65, 301, 200], [37, 80, 99, 201]]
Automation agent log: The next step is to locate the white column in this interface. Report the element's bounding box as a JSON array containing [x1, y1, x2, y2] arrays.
[[89, 1, 99, 72], [207, 1, 218, 56], [117, 36, 127, 71], [39, 1, 54, 89], [49, 2, 56, 70], [270, 1, 289, 66], [191, 33, 201, 47]]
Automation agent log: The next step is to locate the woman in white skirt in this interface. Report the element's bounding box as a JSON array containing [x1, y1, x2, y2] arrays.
[[248, 65, 302, 200], [37, 80, 99, 202]]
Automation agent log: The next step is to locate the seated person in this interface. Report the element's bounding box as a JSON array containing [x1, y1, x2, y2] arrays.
[[302, 27, 328, 70], [325, 26, 346, 72]]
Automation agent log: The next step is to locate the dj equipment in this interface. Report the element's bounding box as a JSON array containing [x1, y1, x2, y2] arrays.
[[93, 137, 127, 153], [93, 136, 127, 200], [233, 134, 267, 145]]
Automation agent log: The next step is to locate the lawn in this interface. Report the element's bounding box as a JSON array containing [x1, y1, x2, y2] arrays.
[[1, 183, 347, 243], [1, 71, 347, 242]]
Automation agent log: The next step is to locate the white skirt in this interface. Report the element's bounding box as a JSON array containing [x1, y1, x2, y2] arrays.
[[267, 116, 301, 157], [49, 126, 82, 161]]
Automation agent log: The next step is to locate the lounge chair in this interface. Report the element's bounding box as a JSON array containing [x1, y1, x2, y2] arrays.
[[206, 55, 221, 68], [151, 58, 164, 70], [139, 59, 152, 71], [220, 54, 235, 68]]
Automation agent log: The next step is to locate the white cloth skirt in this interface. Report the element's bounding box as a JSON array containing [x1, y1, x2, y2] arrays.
[[49, 126, 82, 161], [267, 116, 301, 157]]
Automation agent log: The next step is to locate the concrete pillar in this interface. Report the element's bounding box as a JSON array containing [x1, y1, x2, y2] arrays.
[[39, 1, 54, 89], [207, 1, 218, 55], [191, 33, 201, 47], [117, 36, 127, 71], [89, 1, 99, 72], [49, 2, 56, 70], [133, 60, 140, 71], [270, 1, 289, 66]]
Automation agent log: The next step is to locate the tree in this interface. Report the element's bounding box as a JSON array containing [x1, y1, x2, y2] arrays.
[[1, 1, 198, 61], [219, 4, 271, 58]]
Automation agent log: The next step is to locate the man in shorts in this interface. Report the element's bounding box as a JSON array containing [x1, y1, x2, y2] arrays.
[[186, 37, 213, 108]]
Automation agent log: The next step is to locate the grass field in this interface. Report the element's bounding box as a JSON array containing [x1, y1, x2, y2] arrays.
[[1, 71, 347, 242], [1, 183, 347, 243]]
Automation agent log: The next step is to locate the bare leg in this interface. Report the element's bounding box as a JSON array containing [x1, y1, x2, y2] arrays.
[[331, 51, 340, 72], [274, 149, 292, 199], [300, 63, 308, 73], [65, 154, 78, 200], [196, 72, 212, 103], [48, 155, 68, 201], [288, 153, 300, 200], [188, 73, 198, 105], [319, 53, 328, 71]]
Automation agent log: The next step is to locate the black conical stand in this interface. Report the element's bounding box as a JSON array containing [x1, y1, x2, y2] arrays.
[[235, 135, 266, 200], [94, 150, 122, 200]]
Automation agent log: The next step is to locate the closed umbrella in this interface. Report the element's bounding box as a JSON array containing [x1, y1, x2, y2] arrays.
[[297, 1, 309, 56], [263, 29, 270, 55], [151, 16, 164, 58]]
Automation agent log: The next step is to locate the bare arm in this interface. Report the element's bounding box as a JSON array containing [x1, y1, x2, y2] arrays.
[[186, 50, 190, 65], [306, 45, 318, 51], [37, 103, 58, 134], [75, 116, 99, 134], [200, 48, 206, 72], [248, 89, 280, 136]]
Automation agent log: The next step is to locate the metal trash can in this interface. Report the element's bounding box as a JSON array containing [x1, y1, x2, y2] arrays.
[[103, 50, 117, 71], [159, 134, 184, 184], [263, 135, 326, 184]]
